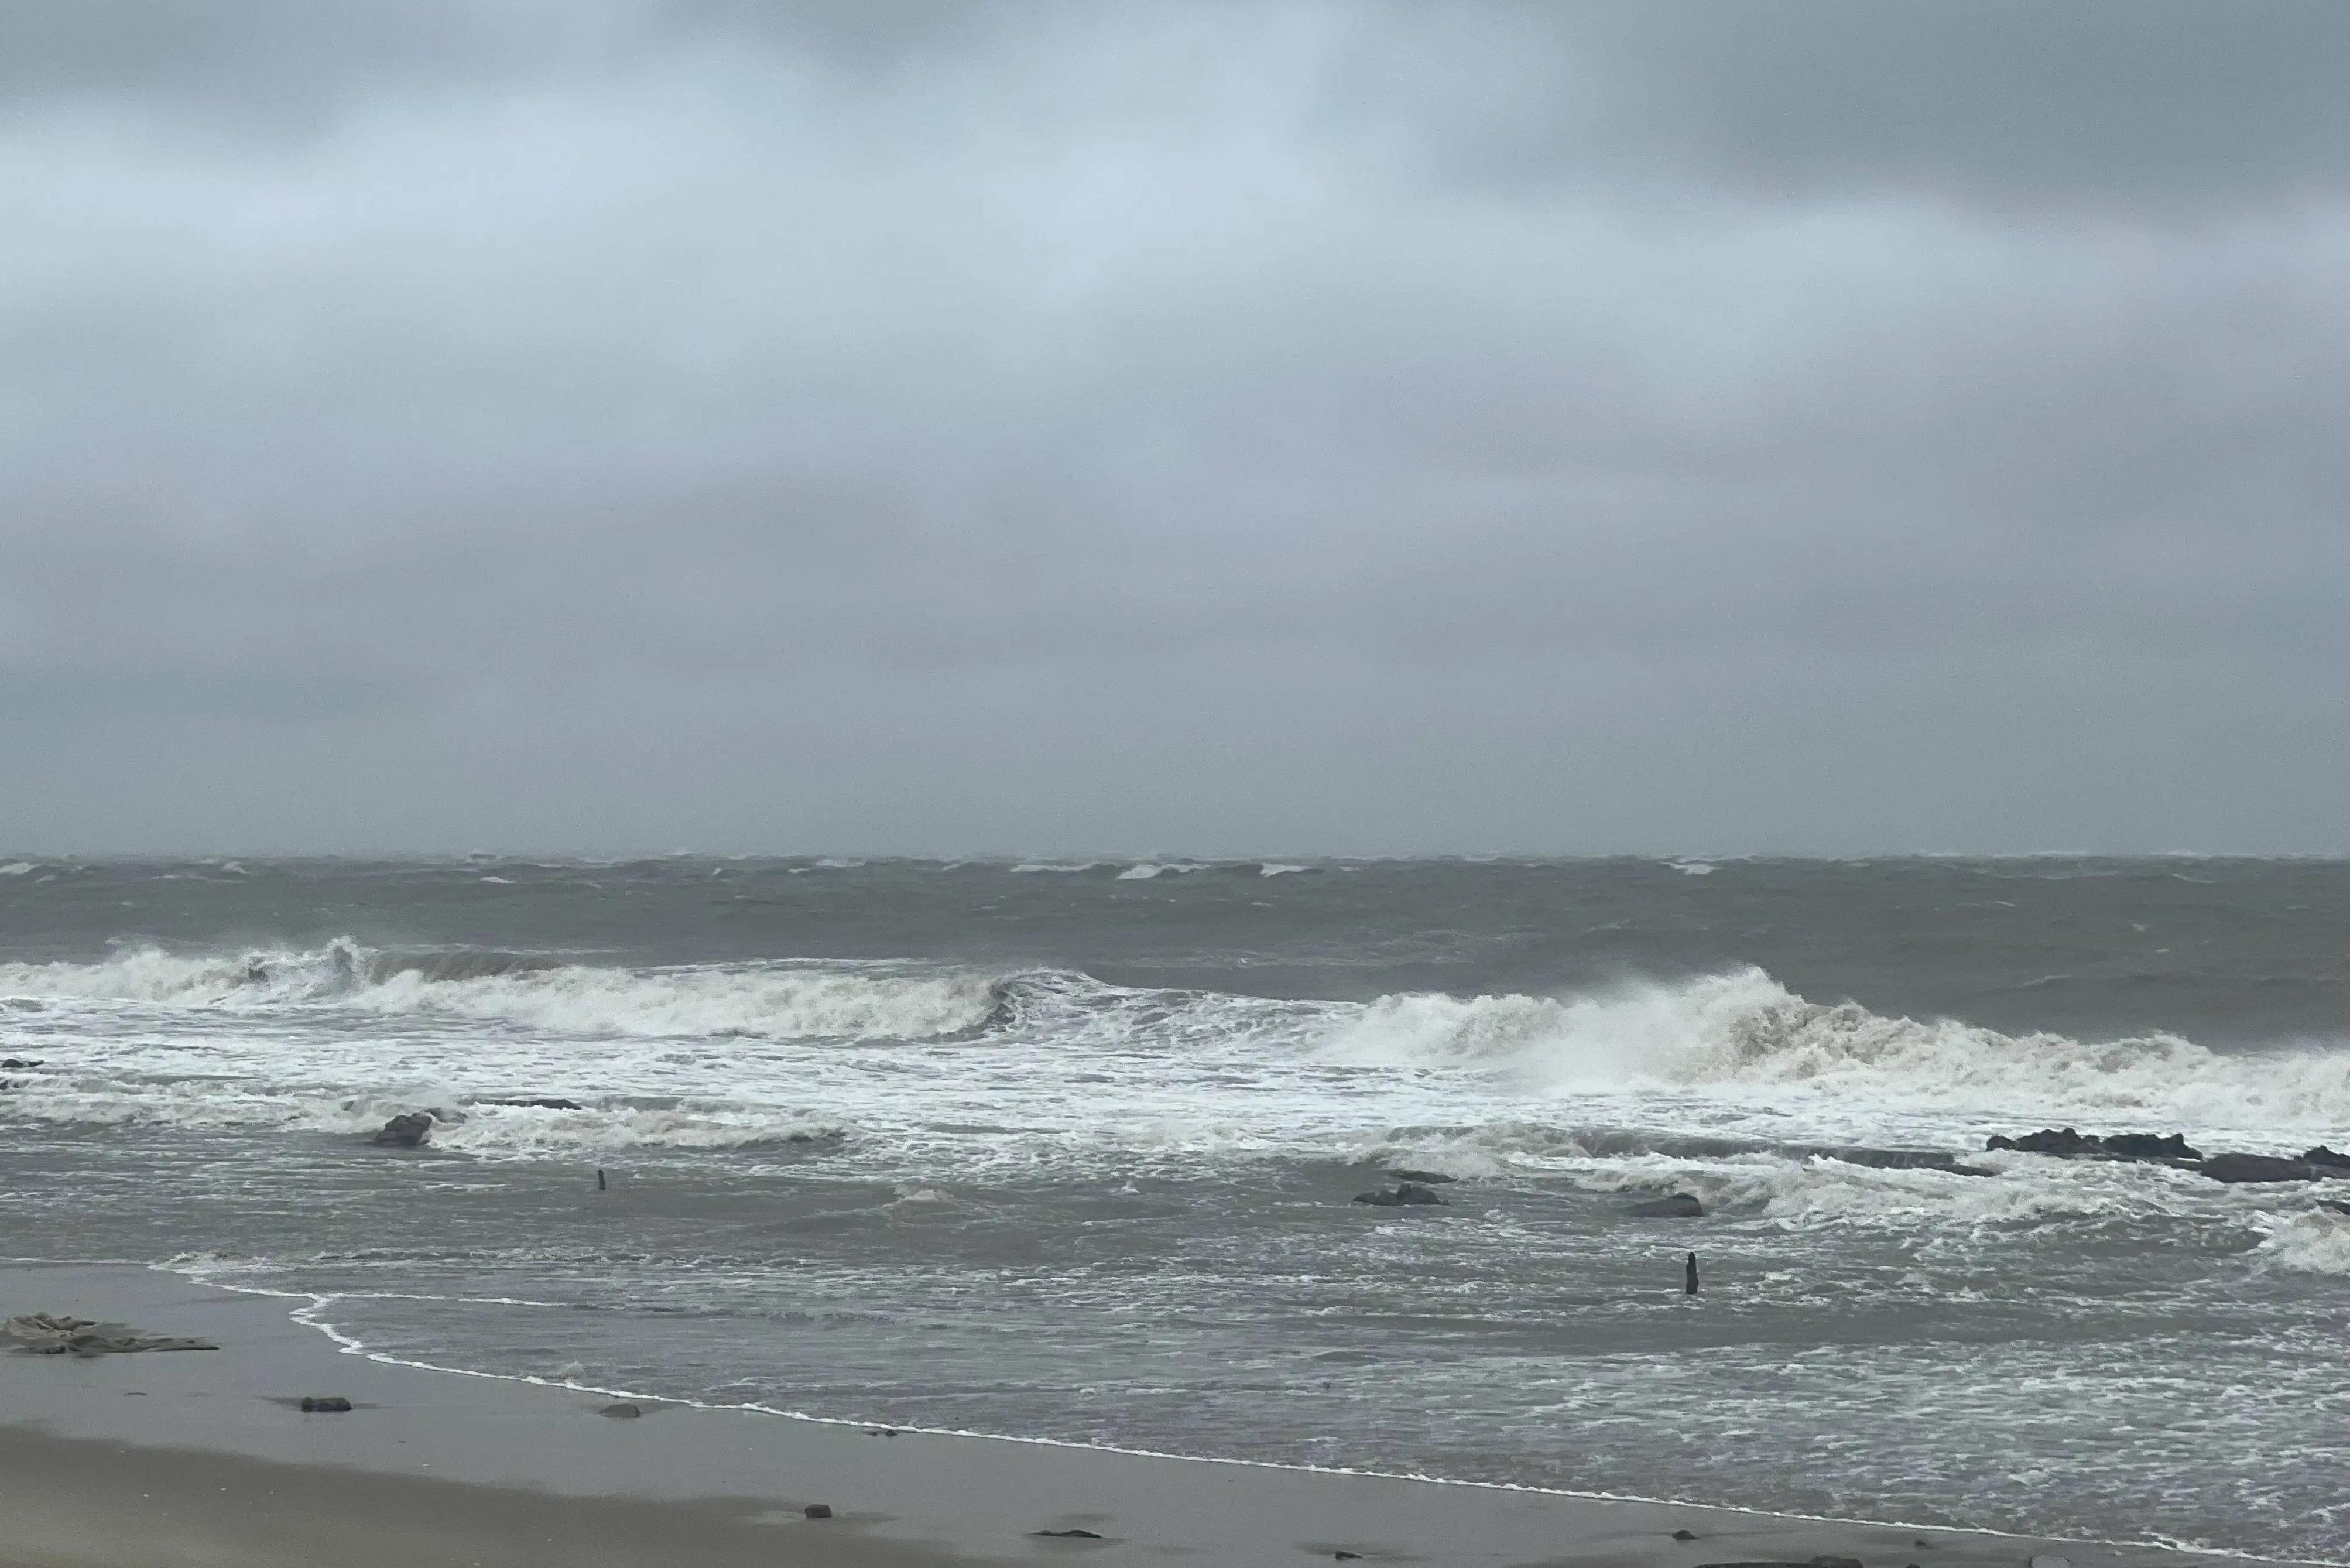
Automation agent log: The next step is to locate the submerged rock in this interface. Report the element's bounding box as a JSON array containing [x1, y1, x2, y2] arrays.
[[1629, 1194, 1705, 1218], [1034, 1529, 1104, 1539], [299, 1396, 352, 1412], [369, 1112, 434, 1148], [1353, 1183, 1445, 1207], [483, 1096, 584, 1111], [598, 1402, 643, 1419], [1386, 1168, 1457, 1184]]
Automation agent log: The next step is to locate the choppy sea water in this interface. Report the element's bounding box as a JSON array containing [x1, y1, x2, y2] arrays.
[[5, 856, 2349, 1559]]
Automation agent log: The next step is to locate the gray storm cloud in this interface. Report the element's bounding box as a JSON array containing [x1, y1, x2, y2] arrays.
[[3, 2, 2346, 854]]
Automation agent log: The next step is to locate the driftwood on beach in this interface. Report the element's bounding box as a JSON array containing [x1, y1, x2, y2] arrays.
[[4, 1313, 218, 1356]]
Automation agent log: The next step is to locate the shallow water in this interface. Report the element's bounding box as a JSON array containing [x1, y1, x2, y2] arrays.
[[5, 856, 2348, 1558]]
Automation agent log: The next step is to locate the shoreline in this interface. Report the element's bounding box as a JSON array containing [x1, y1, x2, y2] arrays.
[[4, 1261, 2318, 1568]]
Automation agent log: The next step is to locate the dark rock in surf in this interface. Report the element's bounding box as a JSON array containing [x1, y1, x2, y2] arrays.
[[2099, 1132, 2202, 1162], [1353, 1183, 1445, 1207], [1336, 1554, 1363, 1562], [2320, 1200, 2350, 1217], [803, 1504, 834, 1519], [298, 1396, 352, 1412], [369, 1112, 434, 1148], [1987, 1128, 2098, 1156], [1033, 1528, 1104, 1539], [598, 1402, 643, 1418], [2299, 1145, 2350, 1171], [1386, 1168, 1457, 1184], [484, 1096, 584, 1111], [1629, 1194, 1704, 1218], [1985, 1128, 2201, 1163], [1672, 1529, 1701, 1541], [2201, 1153, 2322, 1184], [0, 1058, 42, 1069]]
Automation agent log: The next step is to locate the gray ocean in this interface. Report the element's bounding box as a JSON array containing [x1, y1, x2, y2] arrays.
[[5, 856, 2348, 1558]]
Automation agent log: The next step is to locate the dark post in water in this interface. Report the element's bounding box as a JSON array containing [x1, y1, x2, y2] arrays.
[[1685, 1252, 1700, 1295]]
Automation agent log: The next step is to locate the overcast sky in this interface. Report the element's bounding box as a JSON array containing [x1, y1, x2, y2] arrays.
[[5, 1, 2346, 855]]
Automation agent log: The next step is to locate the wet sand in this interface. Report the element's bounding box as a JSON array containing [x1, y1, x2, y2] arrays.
[[0, 1263, 2301, 1568]]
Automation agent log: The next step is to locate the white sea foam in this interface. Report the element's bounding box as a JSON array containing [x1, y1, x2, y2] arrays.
[[1320, 968, 2350, 1136], [0, 942, 1002, 1042], [1117, 862, 1207, 880], [1258, 864, 1310, 877], [2254, 1209, 2350, 1275], [1010, 861, 1101, 874], [0, 862, 33, 877], [13, 946, 2350, 1182]]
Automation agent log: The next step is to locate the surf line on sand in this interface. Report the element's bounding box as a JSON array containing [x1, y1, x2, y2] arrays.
[[145, 1258, 2318, 1568]]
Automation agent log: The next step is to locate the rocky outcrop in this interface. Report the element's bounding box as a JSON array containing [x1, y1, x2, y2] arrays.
[[370, 1112, 434, 1148], [1353, 1183, 1445, 1207], [2201, 1153, 2325, 1184], [1629, 1194, 1705, 1218], [1985, 1128, 2201, 1162], [2099, 1132, 2202, 1161], [2301, 1146, 2350, 1171]]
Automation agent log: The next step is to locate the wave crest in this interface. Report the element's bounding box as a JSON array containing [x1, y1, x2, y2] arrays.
[[1321, 967, 2350, 1132], [0, 942, 1005, 1042]]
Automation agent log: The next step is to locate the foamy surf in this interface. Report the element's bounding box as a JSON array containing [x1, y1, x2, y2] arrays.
[[1316, 968, 2350, 1138], [0, 942, 1005, 1042]]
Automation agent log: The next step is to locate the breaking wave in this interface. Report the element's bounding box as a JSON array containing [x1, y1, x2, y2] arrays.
[[0, 941, 1006, 1042], [2255, 1209, 2350, 1275], [1321, 967, 2350, 1134]]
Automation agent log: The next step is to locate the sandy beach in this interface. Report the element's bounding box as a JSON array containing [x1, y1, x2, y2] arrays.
[[0, 1262, 2304, 1568]]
